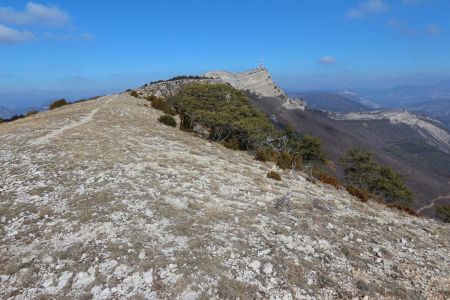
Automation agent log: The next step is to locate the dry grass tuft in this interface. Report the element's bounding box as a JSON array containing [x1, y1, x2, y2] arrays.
[[267, 171, 282, 181]]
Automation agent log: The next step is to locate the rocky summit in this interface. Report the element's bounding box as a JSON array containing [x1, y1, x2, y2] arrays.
[[137, 67, 306, 111], [1, 94, 449, 299]]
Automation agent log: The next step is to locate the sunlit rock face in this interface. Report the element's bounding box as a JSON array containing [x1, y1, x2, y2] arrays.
[[205, 67, 306, 110]]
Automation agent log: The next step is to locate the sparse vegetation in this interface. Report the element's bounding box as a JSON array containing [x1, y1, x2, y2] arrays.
[[341, 149, 414, 204], [267, 171, 282, 181], [158, 114, 177, 127], [49, 98, 68, 110]]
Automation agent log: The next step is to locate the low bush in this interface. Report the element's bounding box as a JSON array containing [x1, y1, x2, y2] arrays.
[[386, 204, 419, 217], [267, 171, 282, 181], [255, 147, 277, 162], [49, 99, 68, 110], [436, 205, 450, 223], [313, 171, 342, 189], [223, 136, 241, 150], [346, 186, 370, 202], [276, 152, 302, 171], [26, 111, 38, 117], [145, 95, 158, 102], [151, 98, 176, 116], [179, 113, 194, 132], [158, 114, 177, 127], [129, 90, 139, 98], [254, 147, 302, 170]]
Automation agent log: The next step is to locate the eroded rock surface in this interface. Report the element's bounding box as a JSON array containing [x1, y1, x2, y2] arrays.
[[1, 95, 449, 299]]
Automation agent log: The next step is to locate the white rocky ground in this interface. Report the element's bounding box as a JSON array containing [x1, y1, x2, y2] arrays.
[[331, 110, 450, 154], [1, 94, 449, 299]]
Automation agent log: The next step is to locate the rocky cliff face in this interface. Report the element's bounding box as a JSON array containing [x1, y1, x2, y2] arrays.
[[331, 110, 450, 154], [137, 67, 306, 110], [1, 95, 449, 299]]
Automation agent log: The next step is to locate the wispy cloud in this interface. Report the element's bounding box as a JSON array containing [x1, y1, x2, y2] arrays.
[[318, 56, 337, 66], [387, 18, 417, 36], [347, 0, 388, 19], [0, 2, 69, 27], [387, 18, 442, 37], [0, 24, 34, 44]]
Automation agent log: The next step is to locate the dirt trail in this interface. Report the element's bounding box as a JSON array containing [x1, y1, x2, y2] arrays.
[[417, 194, 450, 213], [30, 95, 116, 146]]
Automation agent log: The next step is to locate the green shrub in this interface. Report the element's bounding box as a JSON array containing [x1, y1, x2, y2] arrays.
[[267, 171, 282, 181], [169, 83, 278, 150], [299, 135, 327, 166], [179, 113, 194, 132], [436, 205, 450, 223], [151, 98, 176, 116], [129, 90, 139, 98], [158, 114, 177, 127], [49, 99, 68, 110], [341, 149, 413, 204]]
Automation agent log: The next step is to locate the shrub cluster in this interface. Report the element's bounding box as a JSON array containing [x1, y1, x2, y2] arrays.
[[158, 114, 177, 127], [169, 83, 279, 151], [49, 99, 68, 110], [341, 149, 414, 204], [267, 171, 282, 181], [150, 97, 176, 116]]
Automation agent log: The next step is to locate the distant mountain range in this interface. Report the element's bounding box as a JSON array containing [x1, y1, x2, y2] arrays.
[[288, 91, 379, 113], [362, 81, 450, 107]]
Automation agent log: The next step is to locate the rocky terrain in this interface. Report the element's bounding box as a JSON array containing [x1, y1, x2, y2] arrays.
[[1, 94, 450, 299]]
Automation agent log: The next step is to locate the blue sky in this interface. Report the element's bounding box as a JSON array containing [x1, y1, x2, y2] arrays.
[[0, 0, 449, 107]]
